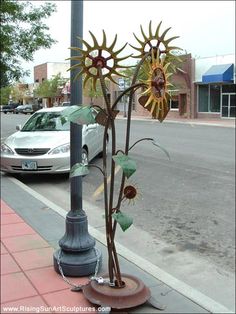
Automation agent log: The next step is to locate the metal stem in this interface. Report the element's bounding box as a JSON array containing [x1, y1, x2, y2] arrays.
[[112, 53, 151, 240]]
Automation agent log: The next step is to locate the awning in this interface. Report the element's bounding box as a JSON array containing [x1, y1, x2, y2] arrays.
[[202, 64, 234, 83]]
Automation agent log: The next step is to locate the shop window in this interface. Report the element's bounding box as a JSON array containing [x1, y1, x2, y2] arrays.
[[222, 84, 236, 93], [198, 85, 208, 112], [210, 85, 220, 112], [170, 98, 179, 109], [169, 90, 179, 110]]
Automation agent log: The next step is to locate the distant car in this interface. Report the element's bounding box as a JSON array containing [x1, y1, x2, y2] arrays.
[[2, 103, 20, 114], [22, 104, 39, 114], [61, 102, 70, 106], [15, 104, 40, 114], [14, 104, 28, 114], [1, 106, 107, 174]]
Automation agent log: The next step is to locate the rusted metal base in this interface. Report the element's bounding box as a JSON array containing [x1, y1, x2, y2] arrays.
[[82, 273, 151, 310]]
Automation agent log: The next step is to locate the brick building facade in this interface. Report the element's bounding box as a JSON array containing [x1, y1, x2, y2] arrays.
[[33, 54, 235, 119]]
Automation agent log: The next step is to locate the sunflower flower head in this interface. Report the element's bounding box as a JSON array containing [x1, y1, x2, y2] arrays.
[[139, 50, 173, 122]]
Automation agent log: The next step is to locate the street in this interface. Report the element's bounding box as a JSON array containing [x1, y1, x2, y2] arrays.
[[1, 112, 235, 310]]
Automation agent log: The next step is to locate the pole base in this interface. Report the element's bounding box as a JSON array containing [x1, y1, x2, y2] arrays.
[[82, 273, 151, 309], [53, 248, 102, 277]]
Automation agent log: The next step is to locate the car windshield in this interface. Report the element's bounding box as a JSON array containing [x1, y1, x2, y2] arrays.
[[21, 112, 70, 132]]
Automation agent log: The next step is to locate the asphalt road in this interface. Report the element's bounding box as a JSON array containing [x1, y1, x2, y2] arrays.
[[1, 112, 235, 309]]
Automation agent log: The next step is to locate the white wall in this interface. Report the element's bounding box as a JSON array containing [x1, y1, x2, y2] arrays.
[[47, 62, 70, 80], [194, 54, 235, 82]]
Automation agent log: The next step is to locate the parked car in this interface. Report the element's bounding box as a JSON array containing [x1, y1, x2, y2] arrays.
[[61, 102, 70, 107], [1, 106, 107, 174], [15, 104, 40, 114], [22, 104, 40, 114], [2, 103, 20, 114], [14, 104, 29, 114]]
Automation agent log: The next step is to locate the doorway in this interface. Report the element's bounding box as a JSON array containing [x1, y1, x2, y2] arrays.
[[179, 93, 187, 116], [221, 93, 235, 118]]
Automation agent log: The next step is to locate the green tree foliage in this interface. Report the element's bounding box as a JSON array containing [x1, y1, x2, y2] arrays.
[[0, 84, 28, 105], [83, 77, 103, 105], [0, 86, 12, 105], [34, 74, 66, 106], [0, 0, 57, 87]]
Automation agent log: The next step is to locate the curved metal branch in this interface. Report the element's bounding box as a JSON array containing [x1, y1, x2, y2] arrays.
[[88, 164, 105, 176], [111, 82, 144, 110], [115, 149, 125, 155], [129, 137, 154, 151]]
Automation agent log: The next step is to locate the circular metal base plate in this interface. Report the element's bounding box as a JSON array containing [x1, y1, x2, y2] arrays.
[[83, 273, 151, 309]]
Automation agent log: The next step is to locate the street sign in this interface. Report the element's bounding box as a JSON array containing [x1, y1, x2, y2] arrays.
[[118, 78, 125, 91]]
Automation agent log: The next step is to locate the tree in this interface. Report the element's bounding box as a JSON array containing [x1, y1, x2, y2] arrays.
[[83, 77, 103, 105], [0, 86, 11, 105], [0, 83, 29, 105], [34, 74, 66, 107], [0, 0, 57, 87]]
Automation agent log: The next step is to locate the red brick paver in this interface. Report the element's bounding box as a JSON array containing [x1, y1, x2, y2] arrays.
[[0, 200, 97, 314]]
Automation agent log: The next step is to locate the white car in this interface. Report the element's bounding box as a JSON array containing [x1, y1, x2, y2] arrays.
[[1, 106, 106, 174]]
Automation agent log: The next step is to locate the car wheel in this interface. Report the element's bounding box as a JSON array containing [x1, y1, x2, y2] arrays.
[[82, 148, 88, 166]]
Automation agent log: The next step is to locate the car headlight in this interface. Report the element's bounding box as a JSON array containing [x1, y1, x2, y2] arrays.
[[49, 143, 70, 155], [1, 143, 14, 155]]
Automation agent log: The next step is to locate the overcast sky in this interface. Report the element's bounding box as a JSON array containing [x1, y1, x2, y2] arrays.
[[23, 0, 235, 82]]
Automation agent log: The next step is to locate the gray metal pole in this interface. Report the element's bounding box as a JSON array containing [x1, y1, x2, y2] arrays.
[[70, 0, 83, 211], [53, 0, 102, 277]]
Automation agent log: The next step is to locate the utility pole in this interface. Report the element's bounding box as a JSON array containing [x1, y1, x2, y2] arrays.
[[53, 0, 101, 276]]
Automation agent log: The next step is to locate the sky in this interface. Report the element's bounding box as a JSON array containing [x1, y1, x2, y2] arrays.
[[22, 0, 235, 83]]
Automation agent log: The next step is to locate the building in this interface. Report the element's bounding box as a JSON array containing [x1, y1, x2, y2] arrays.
[[110, 53, 235, 120], [194, 54, 235, 119], [33, 54, 235, 119], [34, 62, 70, 106], [34, 62, 70, 83], [109, 54, 194, 119]]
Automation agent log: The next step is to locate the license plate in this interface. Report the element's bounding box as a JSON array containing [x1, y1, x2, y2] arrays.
[[22, 161, 37, 170]]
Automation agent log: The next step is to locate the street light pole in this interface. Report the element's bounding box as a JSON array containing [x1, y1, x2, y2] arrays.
[[53, 0, 101, 277]]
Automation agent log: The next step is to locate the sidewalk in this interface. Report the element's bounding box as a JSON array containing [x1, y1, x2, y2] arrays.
[[0, 175, 233, 313], [118, 115, 235, 128]]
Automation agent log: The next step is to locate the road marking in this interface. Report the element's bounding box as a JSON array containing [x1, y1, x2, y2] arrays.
[[93, 165, 121, 198]]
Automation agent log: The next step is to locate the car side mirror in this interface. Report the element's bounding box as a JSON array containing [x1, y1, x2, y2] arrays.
[[16, 125, 21, 131]]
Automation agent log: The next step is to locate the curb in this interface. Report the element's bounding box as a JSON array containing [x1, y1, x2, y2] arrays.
[[116, 116, 235, 128], [8, 176, 233, 314]]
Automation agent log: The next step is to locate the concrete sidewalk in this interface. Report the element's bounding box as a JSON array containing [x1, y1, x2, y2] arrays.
[[118, 115, 235, 128], [0, 175, 233, 313]]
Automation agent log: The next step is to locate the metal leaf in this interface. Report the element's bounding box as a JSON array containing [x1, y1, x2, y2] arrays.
[[95, 110, 119, 127], [70, 163, 89, 178], [68, 106, 96, 125], [152, 140, 170, 160], [112, 211, 133, 232], [112, 153, 136, 178]]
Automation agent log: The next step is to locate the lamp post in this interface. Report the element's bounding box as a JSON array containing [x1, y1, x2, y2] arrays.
[[53, 0, 101, 277]]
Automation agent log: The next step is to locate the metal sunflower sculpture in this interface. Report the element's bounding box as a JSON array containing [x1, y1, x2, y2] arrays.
[[131, 20, 181, 61], [68, 30, 130, 91], [139, 50, 173, 121], [65, 22, 182, 311], [131, 21, 182, 122]]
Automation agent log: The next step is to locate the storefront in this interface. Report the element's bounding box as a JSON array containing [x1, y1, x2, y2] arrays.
[[197, 64, 235, 118]]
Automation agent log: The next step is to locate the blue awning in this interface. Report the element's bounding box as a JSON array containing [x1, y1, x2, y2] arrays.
[[202, 64, 234, 83]]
